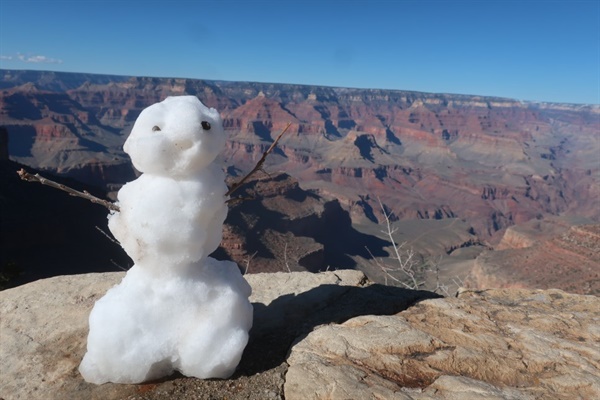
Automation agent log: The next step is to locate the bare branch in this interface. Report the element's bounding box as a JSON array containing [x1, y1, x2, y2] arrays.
[[18, 123, 291, 211], [362, 197, 427, 290], [226, 196, 255, 206], [376, 197, 421, 289], [283, 242, 292, 273], [95, 226, 121, 245], [243, 251, 258, 275], [428, 257, 451, 296], [110, 259, 129, 272], [17, 168, 120, 212], [226, 122, 292, 200]]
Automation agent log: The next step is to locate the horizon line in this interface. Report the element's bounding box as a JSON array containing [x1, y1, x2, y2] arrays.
[[1, 67, 598, 108]]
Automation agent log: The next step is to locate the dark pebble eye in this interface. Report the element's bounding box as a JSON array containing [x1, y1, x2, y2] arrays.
[[152, 125, 161, 132], [201, 121, 211, 130]]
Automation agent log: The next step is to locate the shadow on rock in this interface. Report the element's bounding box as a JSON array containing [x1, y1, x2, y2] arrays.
[[237, 283, 441, 376]]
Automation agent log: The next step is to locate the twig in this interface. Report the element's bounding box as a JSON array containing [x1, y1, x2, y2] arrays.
[[363, 197, 425, 290], [17, 168, 120, 212], [110, 259, 129, 271], [95, 225, 121, 245], [243, 251, 258, 275], [428, 257, 451, 296], [225, 122, 292, 199], [377, 198, 421, 289], [226, 196, 255, 206], [283, 242, 292, 273], [18, 122, 292, 210]]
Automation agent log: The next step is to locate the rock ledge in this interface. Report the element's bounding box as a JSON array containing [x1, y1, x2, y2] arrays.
[[1, 271, 598, 400]]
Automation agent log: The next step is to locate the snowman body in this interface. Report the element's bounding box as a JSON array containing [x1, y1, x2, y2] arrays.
[[79, 96, 253, 384], [108, 167, 227, 273]]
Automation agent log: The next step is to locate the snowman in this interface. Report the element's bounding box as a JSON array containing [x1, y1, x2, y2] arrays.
[[79, 96, 253, 384]]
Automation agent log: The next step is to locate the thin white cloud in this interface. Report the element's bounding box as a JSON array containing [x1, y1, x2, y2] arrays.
[[1, 53, 63, 64]]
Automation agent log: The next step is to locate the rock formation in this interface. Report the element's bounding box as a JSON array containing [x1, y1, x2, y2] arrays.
[[2, 69, 598, 241], [467, 223, 600, 295], [2, 69, 599, 292], [1, 271, 598, 399], [220, 172, 390, 273]]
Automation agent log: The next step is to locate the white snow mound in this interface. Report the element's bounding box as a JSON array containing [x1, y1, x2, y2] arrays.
[[79, 96, 253, 384]]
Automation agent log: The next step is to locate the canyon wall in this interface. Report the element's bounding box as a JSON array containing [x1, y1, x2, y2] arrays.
[[3, 69, 597, 241], [2, 69, 598, 290]]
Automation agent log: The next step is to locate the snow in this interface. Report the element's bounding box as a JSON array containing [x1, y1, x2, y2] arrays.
[[79, 96, 253, 384]]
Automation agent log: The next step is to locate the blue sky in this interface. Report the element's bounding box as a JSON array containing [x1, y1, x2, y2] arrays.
[[1, 0, 598, 104]]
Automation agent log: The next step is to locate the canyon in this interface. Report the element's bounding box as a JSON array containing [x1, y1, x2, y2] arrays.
[[1, 69, 598, 293]]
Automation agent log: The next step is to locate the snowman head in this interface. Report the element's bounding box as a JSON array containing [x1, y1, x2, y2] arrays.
[[124, 96, 226, 177]]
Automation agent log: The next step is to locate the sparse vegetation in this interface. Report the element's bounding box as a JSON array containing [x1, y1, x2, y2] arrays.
[[364, 199, 426, 290], [364, 199, 460, 296]]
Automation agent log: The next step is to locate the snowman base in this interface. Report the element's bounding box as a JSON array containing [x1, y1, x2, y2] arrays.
[[79, 259, 253, 384]]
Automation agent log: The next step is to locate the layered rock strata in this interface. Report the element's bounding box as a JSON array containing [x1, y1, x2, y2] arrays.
[[1, 271, 598, 400]]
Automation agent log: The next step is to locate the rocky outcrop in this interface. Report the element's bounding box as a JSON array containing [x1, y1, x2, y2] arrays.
[[496, 215, 594, 250], [497, 225, 538, 249], [220, 172, 390, 274], [0, 270, 431, 400], [467, 224, 600, 295], [286, 287, 600, 399], [1, 271, 598, 399]]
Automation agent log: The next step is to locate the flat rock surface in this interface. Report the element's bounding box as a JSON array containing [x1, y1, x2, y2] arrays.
[[1, 269, 437, 399], [4, 270, 597, 400], [286, 288, 600, 400]]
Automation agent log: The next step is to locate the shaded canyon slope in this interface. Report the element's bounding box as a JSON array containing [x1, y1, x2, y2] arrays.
[[0, 158, 131, 288], [1, 69, 598, 291]]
